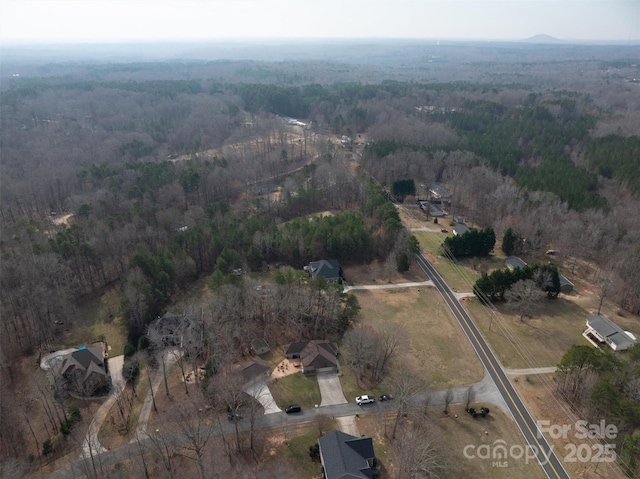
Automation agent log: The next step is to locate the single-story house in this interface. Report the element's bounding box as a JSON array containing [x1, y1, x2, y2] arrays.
[[55, 345, 110, 396], [307, 259, 343, 283], [250, 338, 270, 355], [559, 274, 574, 294], [239, 357, 272, 383], [319, 430, 376, 479], [285, 340, 339, 375], [453, 224, 469, 236], [584, 315, 637, 351], [505, 256, 527, 271]]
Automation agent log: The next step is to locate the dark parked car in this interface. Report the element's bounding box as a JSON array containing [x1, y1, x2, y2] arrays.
[[285, 404, 302, 414], [378, 394, 394, 402]]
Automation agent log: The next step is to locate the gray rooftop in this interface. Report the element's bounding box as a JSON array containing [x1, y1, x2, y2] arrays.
[[319, 430, 375, 479], [587, 315, 636, 351], [505, 256, 527, 270]]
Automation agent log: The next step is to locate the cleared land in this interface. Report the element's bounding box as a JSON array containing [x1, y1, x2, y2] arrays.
[[352, 285, 484, 389]]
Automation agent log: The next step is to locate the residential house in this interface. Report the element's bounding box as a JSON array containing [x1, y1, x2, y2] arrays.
[[307, 259, 342, 283], [55, 345, 110, 396], [285, 340, 339, 375], [318, 430, 376, 479], [239, 357, 272, 383], [583, 315, 637, 351], [453, 224, 470, 236]]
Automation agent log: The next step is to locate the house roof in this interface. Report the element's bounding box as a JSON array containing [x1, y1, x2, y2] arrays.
[[59, 346, 106, 381], [240, 357, 271, 381], [286, 341, 308, 356], [453, 224, 469, 236], [559, 274, 574, 288], [250, 338, 270, 352], [505, 256, 527, 270], [309, 259, 341, 280], [319, 430, 375, 479], [301, 341, 339, 370], [586, 315, 636, 351]]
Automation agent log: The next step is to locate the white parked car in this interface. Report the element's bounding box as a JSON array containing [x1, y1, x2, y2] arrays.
[[355, 395, 375, 405]]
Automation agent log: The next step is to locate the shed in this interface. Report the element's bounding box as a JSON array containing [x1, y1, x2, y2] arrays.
[[559, 274, 574, 294], [250, 338, 270, 355], [505, 256, 527, 271]]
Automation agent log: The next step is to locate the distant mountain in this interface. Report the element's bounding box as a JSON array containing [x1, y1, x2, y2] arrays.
[[521, 34, 565, 44]]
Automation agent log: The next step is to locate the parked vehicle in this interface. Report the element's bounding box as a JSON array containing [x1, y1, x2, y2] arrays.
[[285, 404, 302, 414], [378, 394, 394, 401], [355, 395, 375, 405]]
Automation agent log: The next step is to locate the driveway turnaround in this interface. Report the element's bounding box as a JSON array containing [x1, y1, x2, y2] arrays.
[[244, 379, 282, 414], [318, 373, 348, 407]]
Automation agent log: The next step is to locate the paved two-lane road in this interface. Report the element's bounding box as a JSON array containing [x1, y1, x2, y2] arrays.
[[415, 253, 570, 479]]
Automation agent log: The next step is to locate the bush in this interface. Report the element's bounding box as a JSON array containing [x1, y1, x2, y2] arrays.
[[123, 341, 137, 358], [42, 439, 54, 456]]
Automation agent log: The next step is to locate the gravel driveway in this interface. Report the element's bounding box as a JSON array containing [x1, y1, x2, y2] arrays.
[[318, 373, 348, 407]]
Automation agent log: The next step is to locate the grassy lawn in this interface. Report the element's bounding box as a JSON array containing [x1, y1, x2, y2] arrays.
[[65, 287, 127, 356], [283, 427, 325, 478], [464, 295, 592, 369], [353, 286, 484, 390], [338, 361, 384, 402], [269, 372, 321, 408]]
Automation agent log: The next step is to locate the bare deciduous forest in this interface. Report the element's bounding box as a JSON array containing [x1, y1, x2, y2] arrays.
[[1, 40, 639, 477]]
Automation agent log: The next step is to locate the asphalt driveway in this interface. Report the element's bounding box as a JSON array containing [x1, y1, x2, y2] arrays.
[[318, 373, 348, 407]]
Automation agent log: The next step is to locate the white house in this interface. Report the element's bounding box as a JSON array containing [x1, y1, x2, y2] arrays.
[[583, 315, 636, 351]]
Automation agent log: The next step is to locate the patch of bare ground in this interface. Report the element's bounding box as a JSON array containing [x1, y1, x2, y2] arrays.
[[511, 373, 627, 479]]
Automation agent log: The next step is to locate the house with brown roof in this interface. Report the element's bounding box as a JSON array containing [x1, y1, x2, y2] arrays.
[[285, 340, 339, 375], [55, 345, 110, 396]]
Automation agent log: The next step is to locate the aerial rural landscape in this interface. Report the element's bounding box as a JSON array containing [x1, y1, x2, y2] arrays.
[[1, 13, 640, 479]]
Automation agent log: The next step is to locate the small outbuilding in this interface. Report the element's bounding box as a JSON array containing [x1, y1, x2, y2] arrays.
[[559, 274, 574, 294], [250, 338, 270, 356], [584, 315, 637, 351], [505, 256, 527, 271]]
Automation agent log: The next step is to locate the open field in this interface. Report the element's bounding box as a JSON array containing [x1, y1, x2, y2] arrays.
[[352, 286, 484, 389], [464, 295, 593, 369]]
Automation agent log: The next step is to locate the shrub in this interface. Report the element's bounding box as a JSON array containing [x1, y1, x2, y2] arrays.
[[42, 439, 54, 456]]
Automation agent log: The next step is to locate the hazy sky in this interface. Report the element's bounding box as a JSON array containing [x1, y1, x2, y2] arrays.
[[1, 0, 638, 43]]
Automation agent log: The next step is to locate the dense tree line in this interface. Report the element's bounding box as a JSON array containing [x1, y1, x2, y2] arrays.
[[557, 345, 640, 476], [473, 263, 561, 302], [586, 135, 640, 195], [443, 227, 496, 258]]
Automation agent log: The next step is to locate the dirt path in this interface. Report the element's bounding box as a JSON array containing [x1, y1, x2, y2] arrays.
[[131, 350, 181, 442]]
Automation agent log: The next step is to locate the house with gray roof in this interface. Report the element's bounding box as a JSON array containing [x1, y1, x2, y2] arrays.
[[453, 224, 470, 236], [319, 430, 376, 479], [308, 259, 342, 283], [584, 315, 637, 351]]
